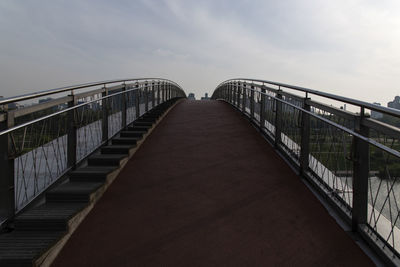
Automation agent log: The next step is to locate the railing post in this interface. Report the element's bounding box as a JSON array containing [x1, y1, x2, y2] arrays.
[[352, 108, 370, 231], [161, 82, 165, 103], [260, 86, 266, 131], [274, 89, 283, 147], [0, 108, 15, 225], [250, 84, 255, 120], [157, 81, 161, 105], [151, 81, 155, 109], [242, 82, 246, 113], [102, 86, 109, 142], [135, 82, 140, 119], [121, 83, 127, 129], [300, 97, 311, 176], [144, 81, 149, 113], [236, 82, 239, 108], [67, 93, 77, 168]]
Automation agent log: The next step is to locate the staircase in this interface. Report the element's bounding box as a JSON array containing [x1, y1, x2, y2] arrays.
[[0, 99, 180, 266]]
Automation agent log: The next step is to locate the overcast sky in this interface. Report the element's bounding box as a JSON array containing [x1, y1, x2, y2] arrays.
[[1, 0, 399, 105]]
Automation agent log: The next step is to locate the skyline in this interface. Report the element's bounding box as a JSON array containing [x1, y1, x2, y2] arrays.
[[1, 0, 400, 106]]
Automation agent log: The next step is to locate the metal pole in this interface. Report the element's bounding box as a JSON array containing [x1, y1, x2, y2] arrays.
[[144, 82, 149, 113], [151, 81, 155, 109], [242, 82, 246, 113], [300, 97, 311, 176], [67, 94, 77, 168], [250, 84, 255, 120], [0, 109, 15, 225], [275, 90, 283, 148], [121, 83, 127, 129], [260, 86, 266, 131], [157, 81, 161, 105], [102, 86, 109, 142], [352, 108, 370, 231], [135, 82, 140, 118], [236, 82, 239, 108]]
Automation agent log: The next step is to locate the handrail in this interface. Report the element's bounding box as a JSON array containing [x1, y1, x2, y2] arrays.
[[0, 78, 183, 105], [212, 78, 400, 266], [0, 86, 136, 136], [219, 78, 400, 117]]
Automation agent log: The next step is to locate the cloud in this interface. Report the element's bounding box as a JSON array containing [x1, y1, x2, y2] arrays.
[[0, 0, 399, 105]]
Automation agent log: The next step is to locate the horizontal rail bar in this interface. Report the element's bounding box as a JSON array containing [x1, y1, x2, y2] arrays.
[[0, 78, 183, 105], [220, 78, 400, 117]]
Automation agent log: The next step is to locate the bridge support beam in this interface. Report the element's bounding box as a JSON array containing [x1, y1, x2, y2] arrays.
[[352, 108, 370, 231]]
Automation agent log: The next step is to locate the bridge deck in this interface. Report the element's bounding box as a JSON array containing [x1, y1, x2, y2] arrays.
[[53, 100, 373, 266]]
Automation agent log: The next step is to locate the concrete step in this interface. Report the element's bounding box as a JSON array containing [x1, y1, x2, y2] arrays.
[[137, 116, 158, 122], [132, 121, 153, 127], [46, 182, 103, 203], [87, 154, 127, 166], [120, 130, 146, 138], [126, 125, 151, 132], [0, 231, 64, 266], [101, 145, 135, 154], [112, 137, 141, 145], [14, 203, 87, 231], [69, 166, 118, 182]]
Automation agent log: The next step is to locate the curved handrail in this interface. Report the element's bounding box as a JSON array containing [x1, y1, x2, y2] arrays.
[[216, 78, 400, 117], [0, 78, 184, 105]]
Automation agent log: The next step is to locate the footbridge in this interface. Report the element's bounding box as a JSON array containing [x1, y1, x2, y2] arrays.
[[0, 78, 399, 266]]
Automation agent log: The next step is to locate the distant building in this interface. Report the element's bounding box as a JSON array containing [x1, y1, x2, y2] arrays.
[[388, 96, 400, 110], [38, 97, 53, 104], [201, 93, 210, 100], [371, 102, 383, 119], [188, 93, 196, 100], [0, 96, 17, 110]]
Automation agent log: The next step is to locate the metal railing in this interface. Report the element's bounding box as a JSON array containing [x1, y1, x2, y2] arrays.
[[0, 78, 186, 226], [212, 78, 400, 266]]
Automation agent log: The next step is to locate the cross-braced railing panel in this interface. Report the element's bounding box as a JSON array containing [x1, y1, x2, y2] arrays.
[[212, 78, 400, 264], [0, 78, 186, 225], [12, 112, 69, 210]]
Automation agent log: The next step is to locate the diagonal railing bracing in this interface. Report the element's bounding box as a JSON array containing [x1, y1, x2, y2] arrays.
[[0, 78, 186, 226], [212, 78, 400, 266]]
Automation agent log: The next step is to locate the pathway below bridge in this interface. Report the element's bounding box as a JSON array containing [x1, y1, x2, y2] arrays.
[[53, 100, 374, 266]]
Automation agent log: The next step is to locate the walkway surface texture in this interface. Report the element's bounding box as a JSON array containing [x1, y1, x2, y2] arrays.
[[53, 100, 374, 266]]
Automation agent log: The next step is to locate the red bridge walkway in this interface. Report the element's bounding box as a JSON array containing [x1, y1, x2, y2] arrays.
[[53, 100, 374, 266]]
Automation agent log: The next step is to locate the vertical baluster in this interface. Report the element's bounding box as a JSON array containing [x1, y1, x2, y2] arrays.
[[300, 97, 311, 176], [352, 108, 370, 231], [144, 81, 149, 113], [274, 89, 282, 148], [157, 81, 161, 105], [0, 108, 15, 224], [260, 86, 266, 131], [151, 81, 155, 109], [135, 82, 140, 119], [121, 83, 127, 129], [250, 84, 255, 120], [101, 85, 109, 142], [67, 93, 77, 168], [242, 82, 246, 113]]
